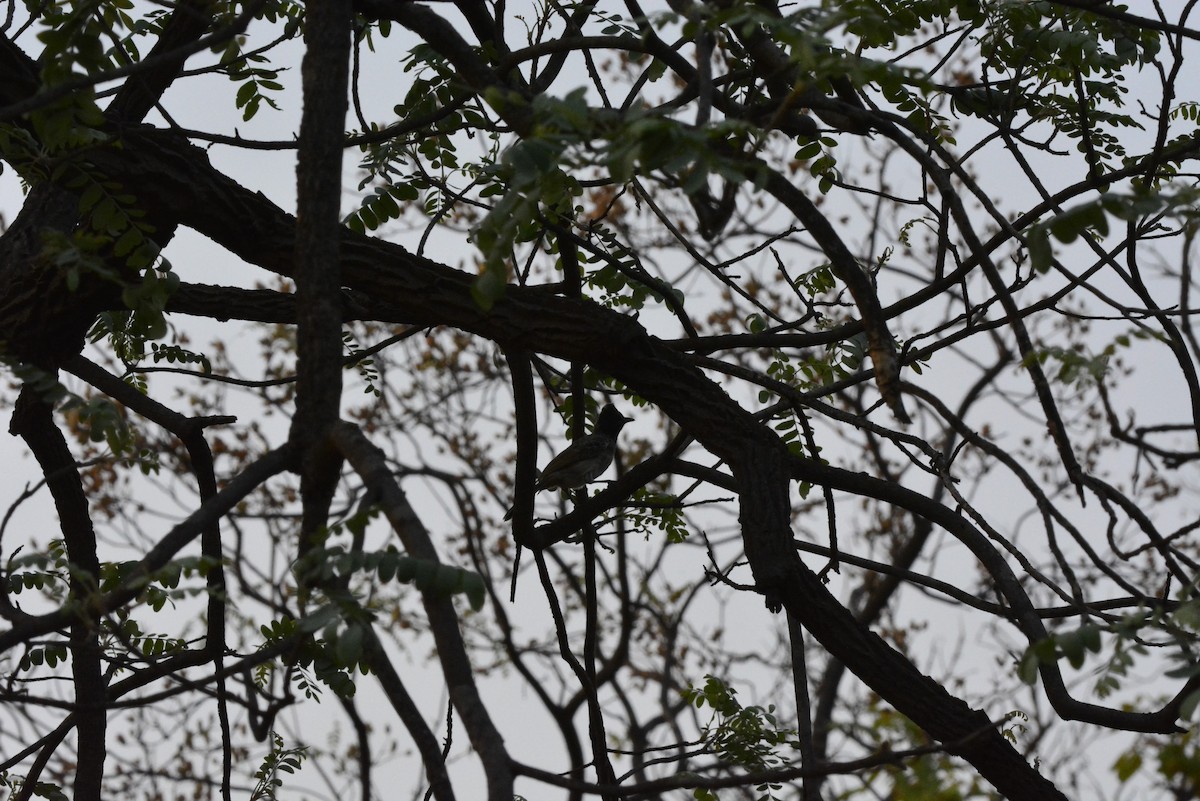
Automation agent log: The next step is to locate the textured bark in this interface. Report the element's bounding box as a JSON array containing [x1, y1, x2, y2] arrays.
[[0, 183, 114, 367], [291, 0, 352, 555], [0, 12, 209, 369], [9, 390, 106, 801]]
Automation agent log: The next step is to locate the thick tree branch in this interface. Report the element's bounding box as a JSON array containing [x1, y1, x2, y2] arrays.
[[332, 423, 514, 800], [9, 389, 106, 801], [291, 0, 353, 553]]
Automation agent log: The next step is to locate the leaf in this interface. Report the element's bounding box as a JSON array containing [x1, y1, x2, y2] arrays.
[[335, 623, 365, 666], [1181, 689, 1200, 721], [359, 206, 379, 231], [1049, 201, 1107, 243], [794, 140, 822, 161], [471, 265, 507, 311], [1027, 226, 1053, 274], [1112, 750, 1142, 782], [298, 604, 340, 634], [462, 571, 485, 611], [235, 80, 257, 109], [1018, 641, 1051, 685], [113, 227, 142, 257], [390, 182, 420, 201], [1058, 629, 1087, 668], [374, 191, 400, 220]]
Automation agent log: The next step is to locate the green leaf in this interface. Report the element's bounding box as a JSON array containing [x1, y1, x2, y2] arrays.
[[1018, 640, 1052, 685], [1049, 201, 1107, 243], [359, 206, 379, 231], [1112, 750, 1142, 782], [298, 604, 340, 634], [1181, 689, 1200, 720], [235, 80, 257, 109], [1027, 226, 1052, 274], [462, 571, 485, 611], [794, 140, 822, 161], [390, 182, 419, 201], [336, 623, 365, 666], [113, 227, 142, 257], [1058, 629, 1087, 668], [471, 265, 507, 311]]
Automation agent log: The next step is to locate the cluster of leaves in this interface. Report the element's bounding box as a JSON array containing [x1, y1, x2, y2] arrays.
[[59, 391, 160, 472], [146, 341, 213, 374], [0, 134, 174, 365], [17, 642, 69, 673], [770, 408, 822, 463], [794, 137, 841, 195], [250, 732, 307, 801], [6, 547, 210, 671], [1019, 621, 1105, 686], [38, 0, 139, 72], [1027, 188, 1200, 275], [341, 329, 382, 396], [345, 181, 419, 233], [1020, 597, 1200, 720], [27, 1, 113, 151], [256, 538, 485, 688], [34, 156, 179, 359], [213, 3, 302, 121], [294, 543, 486, 612], [1115, 729, 1200, 796], [626, 490, 690, 543], [347, 42, 497, 234], [750, 327, 872, 399], [107, 617, 187, 660], [0, 3, 181, 368], [727, 2, 957, 145], [0, 773, 69, 801], [583, 261, 656, 312], [683, 675, 797, 799], [6, 539, 70, 602], [258, 613, 362, 700], [74, 174, 159, 262], [1030, 345, 1112, 389], [837, 0, 986, 48], [87, 271, 179, 360], [99, 554, 217, 612], [880, 77, 956, 145], [471, 91, 594, 305], [968, 1, 1160, 168]]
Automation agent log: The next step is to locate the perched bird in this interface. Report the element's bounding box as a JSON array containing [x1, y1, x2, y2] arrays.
[[505, 405, 632, 519], [535, 404, 633, 490]]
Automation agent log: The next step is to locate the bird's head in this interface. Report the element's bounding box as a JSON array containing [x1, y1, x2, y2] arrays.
[[597, 404, 633, 436]]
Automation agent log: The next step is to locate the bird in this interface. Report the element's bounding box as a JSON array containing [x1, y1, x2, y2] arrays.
[[505, 404, 632, 519]]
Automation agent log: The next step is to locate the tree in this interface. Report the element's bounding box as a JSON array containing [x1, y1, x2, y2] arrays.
[[1, 1, 1199, 799]]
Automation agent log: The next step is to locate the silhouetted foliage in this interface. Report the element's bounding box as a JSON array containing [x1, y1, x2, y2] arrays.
[[2, 2, 1200, 800]]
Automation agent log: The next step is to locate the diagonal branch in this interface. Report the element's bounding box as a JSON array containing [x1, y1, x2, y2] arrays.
[[331, 422, 514, 800]]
